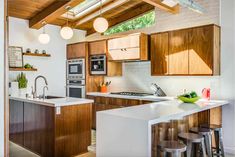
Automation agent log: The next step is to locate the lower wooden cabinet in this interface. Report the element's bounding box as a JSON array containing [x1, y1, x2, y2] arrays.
[[10, 100, 92, 157], [87, 96, 153, 129]]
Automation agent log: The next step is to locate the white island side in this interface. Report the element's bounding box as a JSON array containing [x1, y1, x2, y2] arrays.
[[96, 99, 228, 157]]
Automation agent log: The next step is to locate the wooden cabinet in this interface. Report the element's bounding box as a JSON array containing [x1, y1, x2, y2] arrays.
[[188, 25, 220, 75], [151, 24, 220, 76], [89, 40, 107, 55], [67, 42, 86, 59], [87, 96, 153, 129], [108, 33, 148, 61], [151, 32, 169, 75], [9, 100, 24, 146], [87, 40, 122, 77], [169, 29, 189, 75], [10, 100, 92, 157]]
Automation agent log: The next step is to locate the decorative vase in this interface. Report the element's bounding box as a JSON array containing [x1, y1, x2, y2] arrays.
[[18, 88, 27, 97]]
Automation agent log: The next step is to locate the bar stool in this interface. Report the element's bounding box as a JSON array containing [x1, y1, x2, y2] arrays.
[[157, 141, 187, 157], [189, 127, 213, 157], [200, 124, 225, 157], [178, 132, 207, 157]]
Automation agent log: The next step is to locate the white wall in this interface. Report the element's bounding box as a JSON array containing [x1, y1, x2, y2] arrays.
[[9, 17, 68, 97], [0, 0, 5, 155]]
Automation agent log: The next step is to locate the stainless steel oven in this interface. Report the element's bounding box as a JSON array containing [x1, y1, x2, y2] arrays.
[[66, 79, 85, 98], [90, 55, 106, 75], [67, 58, 85, 80]]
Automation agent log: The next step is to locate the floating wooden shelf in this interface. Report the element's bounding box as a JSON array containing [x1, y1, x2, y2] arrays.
[[9, 67, 37, 71], [23, 53, 51, 57]]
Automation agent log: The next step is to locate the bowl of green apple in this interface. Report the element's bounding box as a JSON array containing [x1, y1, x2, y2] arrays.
[[178, 91, 200, 103]]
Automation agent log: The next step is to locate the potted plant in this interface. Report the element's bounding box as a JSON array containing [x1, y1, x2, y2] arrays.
[[17, 72, 28, 96]]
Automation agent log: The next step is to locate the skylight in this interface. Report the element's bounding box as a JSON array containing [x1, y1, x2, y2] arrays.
[[62, 0, 109, 20]]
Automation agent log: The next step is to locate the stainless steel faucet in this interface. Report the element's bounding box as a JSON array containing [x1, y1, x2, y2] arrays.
[[33, 75, 48, 98], [43, 86, 48, 100]]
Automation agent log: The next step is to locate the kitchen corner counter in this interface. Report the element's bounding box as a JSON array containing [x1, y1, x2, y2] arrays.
[[87, 92, 175, 101], [96, 99, 229, 157], [9, 96, 94, 107]]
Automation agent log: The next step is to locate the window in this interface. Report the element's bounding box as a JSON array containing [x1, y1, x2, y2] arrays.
[[104, 10, 155, 35]]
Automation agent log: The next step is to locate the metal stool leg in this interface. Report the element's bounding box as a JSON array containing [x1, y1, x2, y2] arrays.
[[201, 139, 207, 157], [218, 129, 225, 157], [186, 142, 193, 157], [172, 151, 180, 157], [204, 134, 212, 157], [214, 130, 220, 155]]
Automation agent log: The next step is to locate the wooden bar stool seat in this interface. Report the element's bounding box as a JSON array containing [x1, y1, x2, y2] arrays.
[[178, 133, 207, 157], [190, 127, 213, 157], [157, 141, 187, 157]]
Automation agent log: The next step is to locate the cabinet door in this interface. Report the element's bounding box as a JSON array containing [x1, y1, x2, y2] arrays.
[[23, 102, 55, 157], [169, 29, 189, 75], [89, 40, 107, 55], [107, 61, 122, 76], [67, 43, 86, 59], [151, 33, 169, 75], [9, 100, 24, 146], [189, 26, 213, 75]]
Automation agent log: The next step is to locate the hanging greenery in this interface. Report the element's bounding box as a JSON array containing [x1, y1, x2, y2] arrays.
[[104, 11, 155, 35], [17, 72, 28, 89]]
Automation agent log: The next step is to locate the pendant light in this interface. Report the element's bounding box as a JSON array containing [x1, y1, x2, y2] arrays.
[[93, 0, 109, 33], [38, 22, 50, 44], [60, 6, 74, 40]]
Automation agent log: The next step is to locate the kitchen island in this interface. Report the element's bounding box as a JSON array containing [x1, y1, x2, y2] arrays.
[[9, 96, 94, 157], [96, 99, 228, 157]]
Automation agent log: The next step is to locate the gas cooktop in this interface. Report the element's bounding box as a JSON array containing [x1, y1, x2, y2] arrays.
[[110, 92, 153, 97]]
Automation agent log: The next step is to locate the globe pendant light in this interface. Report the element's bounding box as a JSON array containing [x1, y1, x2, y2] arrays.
[[60, 6, 74, 40], [93, 0, 109, 33], [38, 22, 50, 44]]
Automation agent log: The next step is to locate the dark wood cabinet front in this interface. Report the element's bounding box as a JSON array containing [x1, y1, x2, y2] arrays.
[[67, 43, 86, 59], [10, 100, 92, 157], [87, 96, 152, 129], [9, 99, 24, 146]]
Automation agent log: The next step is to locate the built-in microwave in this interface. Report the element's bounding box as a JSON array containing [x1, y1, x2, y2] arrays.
[[90, 55, 106, 75], [67, 58, 85, 80]]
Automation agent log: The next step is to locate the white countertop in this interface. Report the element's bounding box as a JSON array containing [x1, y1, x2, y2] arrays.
[[10, 96, 94, 107], [98, 99, 229, 124], [96, 99, 229, 157], [87, 92, 175, 101]]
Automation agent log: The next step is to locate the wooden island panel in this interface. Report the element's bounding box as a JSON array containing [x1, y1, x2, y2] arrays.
[[10, 100, 92, 157]]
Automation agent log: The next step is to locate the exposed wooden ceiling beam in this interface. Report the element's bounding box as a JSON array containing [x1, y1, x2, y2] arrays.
[[29, 0, 84, 29], [75, 0, 129, 27], [86, 3, 154, 35], [142, 0, 179, 14]]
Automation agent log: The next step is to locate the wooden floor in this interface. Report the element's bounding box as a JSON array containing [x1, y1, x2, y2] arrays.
[[76, 152, 96, 157]]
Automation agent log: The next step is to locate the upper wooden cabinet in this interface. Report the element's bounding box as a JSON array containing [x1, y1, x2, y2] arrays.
[[151, 24, 220, 76], [88, 40, 107, 55], [151, 32, 169, 75], [67, 43, 86, 59], [87, 40, 122, 77], [188, 25, 220, 75], [108, 33, 148, 61], [168, 29, 189, 75]]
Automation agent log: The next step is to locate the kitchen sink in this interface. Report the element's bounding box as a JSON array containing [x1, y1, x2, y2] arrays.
[[45, 95, 64, 99]]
